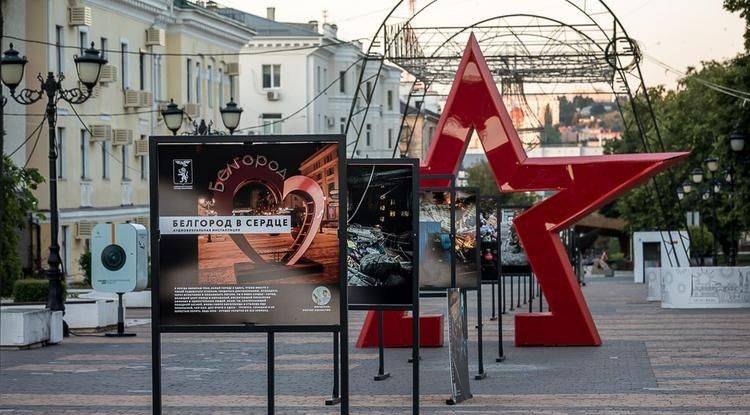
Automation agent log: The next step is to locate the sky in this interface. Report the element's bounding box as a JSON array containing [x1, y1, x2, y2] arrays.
[[219, 0, 746, 90]]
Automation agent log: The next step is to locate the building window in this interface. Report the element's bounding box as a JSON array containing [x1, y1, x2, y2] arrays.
[[229, 75, 236, 100], [366, 124, 372, 147], [154, 55, 162, 101], [366, 82, 372, 100], [388, 128, 393, 149], [339, 117, 346, 134], [262, 64, 280, 88], [121, 145, 129, 180], [56, 127, 65, 178], [339, 71, 346, 94], [207, 64, 213, 108], [102, 140, 110, 179], [140, 136, 148, 180], [79, 30, 88, 54], [80, 129, 89, 179], [387, 90, 393, 111], [195, 62, 201, 104], [139, 52, 145, 90], [186, 58, 192, 102], [99, 37, 108, 60], [218, 68, 224, 105], [261, 113, 282, 135], [121, 42, 129, 90], [55, 26, 64, 74]]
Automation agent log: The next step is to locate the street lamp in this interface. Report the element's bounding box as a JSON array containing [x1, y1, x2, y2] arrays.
[[706, 157, 719, 173], [676, 188, 685, 201], [729, 130, 746, 153], [219, 99, 243, 135], [682, 181, 693, 194], [161, 99, 184, 135], [690, 167, 704, 184], [1, 42, 106, 313]]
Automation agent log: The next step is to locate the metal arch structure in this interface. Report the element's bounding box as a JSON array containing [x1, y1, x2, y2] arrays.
[[345, 0, 690, 267]]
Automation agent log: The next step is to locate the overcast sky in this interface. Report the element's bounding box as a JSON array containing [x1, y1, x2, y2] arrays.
[[220, 0, 746, 89]]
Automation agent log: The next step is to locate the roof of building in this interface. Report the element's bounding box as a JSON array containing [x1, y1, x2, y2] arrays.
[[215, 7, 320, 37]]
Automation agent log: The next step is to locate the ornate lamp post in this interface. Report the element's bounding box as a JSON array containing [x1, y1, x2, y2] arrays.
[[161, 98, 242, 136], [0, 42, 106, 312], [219, 99, 243, 135]]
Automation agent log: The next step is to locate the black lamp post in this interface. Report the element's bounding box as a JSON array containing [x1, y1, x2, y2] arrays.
[[161, 98, 242, 136], [726, 130, 747, 265], [0, 42, 106, 312]]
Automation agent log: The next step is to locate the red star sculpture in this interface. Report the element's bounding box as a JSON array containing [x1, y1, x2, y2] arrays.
[[420, 34, 688, 346]]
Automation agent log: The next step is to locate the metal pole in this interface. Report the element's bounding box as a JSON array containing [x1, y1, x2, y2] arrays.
[[325, 332, 341, 405], [509, 275, 514, 311], [711, 183, 719, 265], [45, 94, 64, 313], [516, 274, 521, 308], [475, 284, 486, 379], [528, 276, 533, 313], [522, 274, 527, 304], [490, 281, 496, 320], [268, 332, 275, 415], [374, 310, 390, 381]]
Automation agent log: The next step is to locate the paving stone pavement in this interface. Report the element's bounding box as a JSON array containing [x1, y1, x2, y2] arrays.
[[2, 276, 750, 414]]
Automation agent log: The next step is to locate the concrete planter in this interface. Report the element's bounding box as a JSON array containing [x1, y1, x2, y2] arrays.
[[77, 290, 151, 308], [64, 299, 118, 329], [0, 308, 63, 348], [660, 267, 750, 309]]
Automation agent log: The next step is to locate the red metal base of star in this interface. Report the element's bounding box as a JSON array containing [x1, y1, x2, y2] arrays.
[[418, 35, 688, 346]]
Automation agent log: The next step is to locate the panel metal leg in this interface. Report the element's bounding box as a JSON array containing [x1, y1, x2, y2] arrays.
[[374, 310, 390, 381], [490, 281, 497, 321], [475, 287, 486, 380], [326, 332, 341, 405], [268, 332, 275, 415]]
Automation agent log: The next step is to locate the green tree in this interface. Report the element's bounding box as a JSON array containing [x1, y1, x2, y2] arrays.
[[1, 155, 44, 297], [465, 160, 537, 205], [605, 55, 750, 259], [543, 104, 561, 144]]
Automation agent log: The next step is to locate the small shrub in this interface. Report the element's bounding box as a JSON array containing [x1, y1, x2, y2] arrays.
[[78, 251, 92, 287], [12, 279, 66, 303]]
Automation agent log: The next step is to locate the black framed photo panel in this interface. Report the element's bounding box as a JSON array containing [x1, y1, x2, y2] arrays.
[[346, 159, 418, 308], [500, 207, 531, 274], [479, 198, 499, 282], [151, 135, 346, 329], [454, 188, 480, 289], [419, 189, 453, 289]]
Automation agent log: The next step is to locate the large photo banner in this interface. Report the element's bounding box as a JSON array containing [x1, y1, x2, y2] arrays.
[[479, 198, 499, 282], [347, 162, 416, 307], [454, 189, 479, 288], [419, 190, 452, 289], [500, 208, 531, 274], [155, 139, 342, 327]]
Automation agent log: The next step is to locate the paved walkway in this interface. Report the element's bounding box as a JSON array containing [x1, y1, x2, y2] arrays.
[[2, 276, 750, 414]]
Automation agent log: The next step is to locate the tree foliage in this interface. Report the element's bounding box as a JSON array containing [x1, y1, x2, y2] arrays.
[[605, 54, 750, 258], [465, 160, 537, 205], [1, 156, 44, 297], [725, 0, 750, 50]]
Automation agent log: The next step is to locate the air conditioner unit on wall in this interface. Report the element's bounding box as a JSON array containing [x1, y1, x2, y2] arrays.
[[134, 216, 149, 228], [79, 81, 100, 99], [267, 90, 281, 101], [139, 91, 153, 108], [124, 90, 140, 108], [90, 124, 112, 141], [75, 221, 95, 239], [225, 62, 239, 76], [134, 140, 149, 156], [68, 6, 92, 27], [145, 28, 165, 47], [112, 129, 133, 146], [99, 65, 118, 84]]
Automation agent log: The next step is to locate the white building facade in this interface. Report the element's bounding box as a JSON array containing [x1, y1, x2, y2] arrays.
[[222, 8, 402, 158]]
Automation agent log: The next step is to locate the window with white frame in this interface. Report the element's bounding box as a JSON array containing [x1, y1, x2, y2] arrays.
[[55, 26, 64, 74], [387, 90, 393, 111], [80, 129, 89, 179], [140, 135, 148, 180], [262, 64, 280, 88], [388, 128, 393, 149], [261, 114, 282, 135], [218, 67, 224, 105], [102, 140, 110, 179], [339, 71, 346, 94], [56, 127, 66, 179], [139, 52, 145, 90], [186, 58, 192, 102], [339, 117, 346, 134], [365, 124, 372, 147], [100, 37, 107, 60], [79, 29, 88, 54], [207, 64, 213, 108], [122, 145, 129, 180], [195, 62, 201, 104], [154, 55, 162, 100], [121, 41, 129, 90]]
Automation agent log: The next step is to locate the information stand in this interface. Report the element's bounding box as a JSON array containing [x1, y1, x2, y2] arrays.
[[341, 159, 420, 414], [149, 135, 348, 415]]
